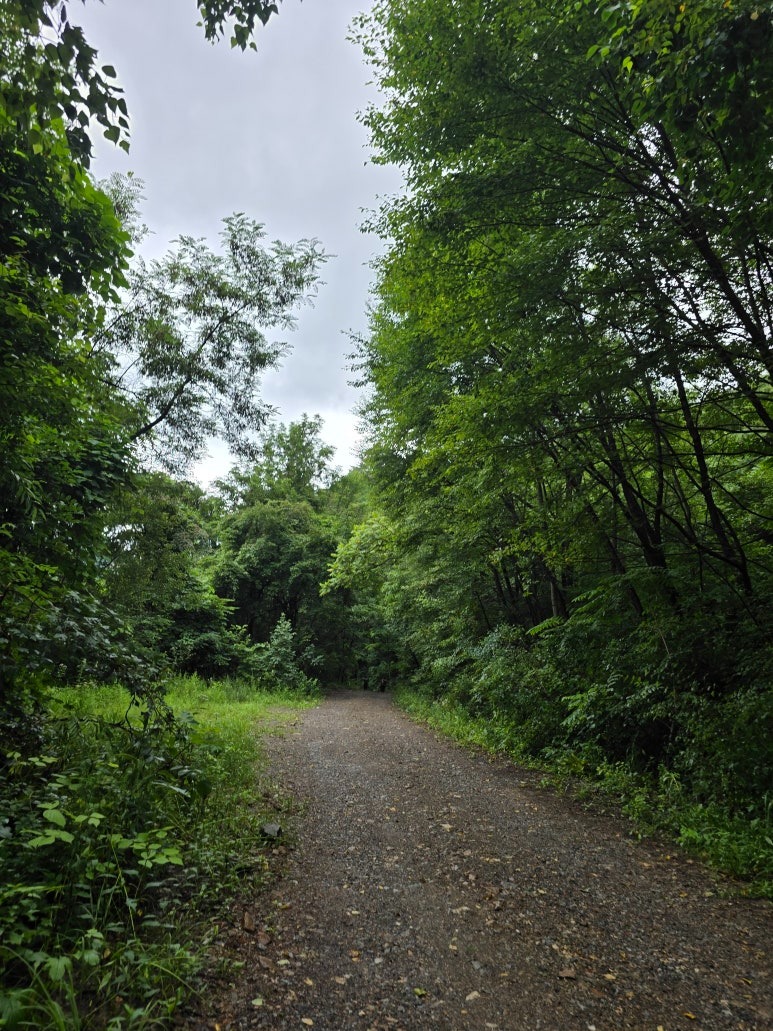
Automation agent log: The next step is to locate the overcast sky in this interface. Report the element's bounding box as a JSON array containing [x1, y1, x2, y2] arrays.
[[76, 0, 400, 481]]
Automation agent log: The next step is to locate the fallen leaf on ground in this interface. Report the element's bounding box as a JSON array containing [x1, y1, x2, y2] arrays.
[[558, 968, 577, 979], [466, 991, 481, 1002], [413, 987, 427, 997], [242, 911, 256, 931]]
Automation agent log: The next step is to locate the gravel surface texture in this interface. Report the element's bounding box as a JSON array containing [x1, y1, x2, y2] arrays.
[[193, 690, 771, 1030]]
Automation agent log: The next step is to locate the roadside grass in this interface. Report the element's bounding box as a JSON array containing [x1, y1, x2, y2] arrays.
[[396, 687, 773, 899], [0, 676, 315, 1030]]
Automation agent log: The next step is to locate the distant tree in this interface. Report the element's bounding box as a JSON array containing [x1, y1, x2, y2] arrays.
[[215, 415, 338, 508], [214, 498, 335, 649], [101, 473, 255, 678], [256, 613, 320, 694], [96, 200, 325, 469]]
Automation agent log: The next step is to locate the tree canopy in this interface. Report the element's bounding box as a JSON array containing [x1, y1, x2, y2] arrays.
[[0, 0, 323, 705], [340, 0, 773, 812]]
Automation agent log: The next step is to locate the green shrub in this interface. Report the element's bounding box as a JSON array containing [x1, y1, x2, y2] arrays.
[[254, 614, 320, 696], [0, 678, 310, 1027]]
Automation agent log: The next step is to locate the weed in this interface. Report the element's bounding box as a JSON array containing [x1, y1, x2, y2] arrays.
[[0, 677, 313, 1028]]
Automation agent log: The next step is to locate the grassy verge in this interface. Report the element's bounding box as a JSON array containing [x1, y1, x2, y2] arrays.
[[0, 676, 315, 1029], [396, 687, 773, 899]]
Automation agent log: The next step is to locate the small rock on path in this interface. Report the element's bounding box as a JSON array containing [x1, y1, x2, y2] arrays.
[[205, 690, 771, 1030]]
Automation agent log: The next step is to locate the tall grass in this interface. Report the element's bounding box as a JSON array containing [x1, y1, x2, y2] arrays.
[[0, 676, 314, 1029]]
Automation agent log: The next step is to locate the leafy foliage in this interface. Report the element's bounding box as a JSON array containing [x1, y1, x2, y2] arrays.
[[0, 680, 310, 1026], [1, 1, 293, 159], [0, 1, 130, 162], [98, 208, 325, 468], [0, 109, 133, 712], [197, 0, 286, 50], [215, 415, 338, 507], [210, 418, 366, 684], [345, 0, 773, 879], [255, 613, 321, 695], [1, 4, 324, 706], [100, 472, 254, 681]]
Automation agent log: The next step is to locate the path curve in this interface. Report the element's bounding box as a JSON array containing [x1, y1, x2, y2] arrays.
[[207, 691, 771, 1030]]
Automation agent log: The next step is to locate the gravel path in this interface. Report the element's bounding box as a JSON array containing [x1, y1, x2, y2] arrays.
[[202, 690, 771, 1030]]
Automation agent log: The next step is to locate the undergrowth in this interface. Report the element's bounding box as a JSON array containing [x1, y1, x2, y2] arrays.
[[396, 687, 773, 899], [0, 675, 314, 1029]]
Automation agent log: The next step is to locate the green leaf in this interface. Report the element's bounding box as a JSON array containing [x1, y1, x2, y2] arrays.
[[28, 830, 75, 847], [42, 808, 66, 828], [45, 955, 71, 983]]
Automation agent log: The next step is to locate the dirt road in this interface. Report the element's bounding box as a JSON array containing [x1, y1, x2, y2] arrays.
[[202, 691, 771, 1030]]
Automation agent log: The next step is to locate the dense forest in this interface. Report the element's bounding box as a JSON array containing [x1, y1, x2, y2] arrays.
[[1, 0, 771, 1025]]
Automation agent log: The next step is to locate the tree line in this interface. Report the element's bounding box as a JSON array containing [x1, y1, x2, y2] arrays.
[[330, 0, 773, 862]]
